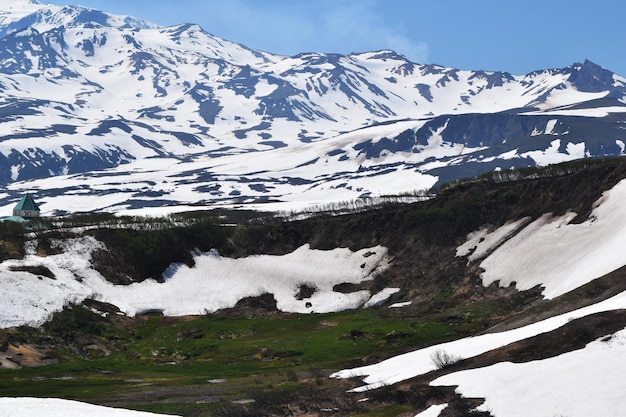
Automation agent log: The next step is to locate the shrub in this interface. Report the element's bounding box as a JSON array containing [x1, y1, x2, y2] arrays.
[[430, 348, 462, 370]]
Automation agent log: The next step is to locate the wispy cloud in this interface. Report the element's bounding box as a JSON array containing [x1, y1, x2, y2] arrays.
[[315, 0, 430, 61], [201, 0, 429, 61]]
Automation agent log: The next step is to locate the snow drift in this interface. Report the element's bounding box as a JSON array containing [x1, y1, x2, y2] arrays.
[[0, 397, 179, 417], [0, 238, 391, 328]]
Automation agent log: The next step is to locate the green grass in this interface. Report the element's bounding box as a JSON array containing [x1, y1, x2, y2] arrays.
[[122, 310, 464, 372], [0, 307, 483, 408], [352, 404, 414, 417]]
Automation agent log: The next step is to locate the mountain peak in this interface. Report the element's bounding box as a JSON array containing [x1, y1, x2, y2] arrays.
[[0, 1, 159, 35], [357, 50, 408, 61], [0, 0, 41, 6], [568, 59, 618, 93], [574, 58, 605, 72], [0, 0, 43, 15]]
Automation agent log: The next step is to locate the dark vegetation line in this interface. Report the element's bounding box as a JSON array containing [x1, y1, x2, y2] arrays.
[[440, 156, 626, 191]]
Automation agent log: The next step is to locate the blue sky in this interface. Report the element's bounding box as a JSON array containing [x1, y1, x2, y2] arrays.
[[46, 0, 626, 76]]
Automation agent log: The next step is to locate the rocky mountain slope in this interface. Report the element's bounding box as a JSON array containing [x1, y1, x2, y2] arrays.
[[0, 0, 625, 215]]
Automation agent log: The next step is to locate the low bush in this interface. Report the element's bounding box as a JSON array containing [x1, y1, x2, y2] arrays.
[[430, 348, 462, 370]]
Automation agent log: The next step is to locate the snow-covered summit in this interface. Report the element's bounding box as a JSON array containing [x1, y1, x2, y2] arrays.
[[0, 0, 43, 15], [0, 0, 158, 36]]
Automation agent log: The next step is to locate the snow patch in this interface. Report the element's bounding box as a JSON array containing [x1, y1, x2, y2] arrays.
[[363, 288, 400, 308], [432, 328, 626, 417], [545, 118, 558, 134], [100, 244, 390, 315], [521, 139, 567, 165], [478, 179, 626, 298], [566, 141, 587, 158], [389, 301, 412, 308], [0, 398, 179, 417], [415, 404, 448, 417], [0, 241, 391, 328], [456, 217, 531, 263]]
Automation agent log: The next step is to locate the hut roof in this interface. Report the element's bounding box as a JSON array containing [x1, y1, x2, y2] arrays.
[[14, 194, 40, 212]]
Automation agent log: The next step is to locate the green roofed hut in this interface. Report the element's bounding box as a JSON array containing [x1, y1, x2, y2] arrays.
[[12, 193, 41, 219]]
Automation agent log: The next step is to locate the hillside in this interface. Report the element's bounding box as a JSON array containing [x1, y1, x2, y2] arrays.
[[2, 158, 626, 416]]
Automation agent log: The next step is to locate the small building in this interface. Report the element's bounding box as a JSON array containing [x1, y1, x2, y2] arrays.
[[12, 193, 41, 219]]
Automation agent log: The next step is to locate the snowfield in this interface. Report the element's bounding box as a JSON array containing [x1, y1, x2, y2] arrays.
[[0, 397, 180, 417], [432, 328, 626, 417], [99, 244, 391, 316], [464, 178, 626, 298], [0, 239, 391, 328]]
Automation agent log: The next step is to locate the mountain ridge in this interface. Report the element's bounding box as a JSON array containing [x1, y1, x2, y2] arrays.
[[0, 2, 624, 215]]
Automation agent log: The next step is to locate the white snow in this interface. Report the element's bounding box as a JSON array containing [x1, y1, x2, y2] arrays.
[[524, 106, 626, 117], [0, 237, 101, 328], [520, 139, 567, 165], [530, 118, 560, 136], [0, 397, 179, 417], [476, 178, 626, 298], [455, 217, 531, 263], [97, 244, 390, 316], [414, 404, 448, 417], [545, 118, 559, 135], [389, 301, 412, 308], [0, 239, 391, 328], [432, 328, 626, 417], [332, 287, 626, 392], [363, 288, 400, 308], [566, 141, 587, 158]]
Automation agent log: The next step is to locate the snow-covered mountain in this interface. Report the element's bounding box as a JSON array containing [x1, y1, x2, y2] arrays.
[[0, 0, 626, 214]]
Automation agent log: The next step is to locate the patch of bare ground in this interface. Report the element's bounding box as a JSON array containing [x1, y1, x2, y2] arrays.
[[0, 343, 59, 369], [486, 264, 626, 332], [98, 383, 224, 409], [96, 369, 371, 416], [222, 293, 281, 317], [8, 264, 56, 279], [336, 378, 489, 417]]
